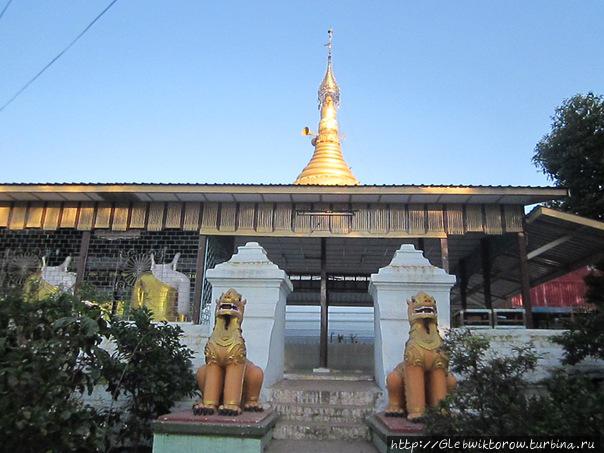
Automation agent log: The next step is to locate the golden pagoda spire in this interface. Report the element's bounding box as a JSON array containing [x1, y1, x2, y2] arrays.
[[294, 29, 360, 186]]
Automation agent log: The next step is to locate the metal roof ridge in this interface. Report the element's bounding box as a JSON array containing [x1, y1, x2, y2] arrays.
[[0, 182, 567, 190]]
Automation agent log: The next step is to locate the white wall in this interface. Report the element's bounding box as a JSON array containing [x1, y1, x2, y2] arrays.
[[468, 328, 604, 382]]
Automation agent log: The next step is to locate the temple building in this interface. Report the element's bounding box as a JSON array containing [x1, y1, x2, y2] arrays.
[[1, 31, 603, 372]]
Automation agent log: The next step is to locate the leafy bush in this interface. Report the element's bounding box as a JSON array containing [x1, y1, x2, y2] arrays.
[[1, 290, 198, 452], [102, 307, 197, 449], [423, 329, 540, 436], [423, 329, 603, 437], [554, 261, 604, 364], [530, 371, 604, 435], [0, 293, 109, 452]]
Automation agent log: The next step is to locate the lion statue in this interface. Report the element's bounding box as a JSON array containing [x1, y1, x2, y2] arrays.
[[385, 292, 456, 421], [192, 288, 264, 416]]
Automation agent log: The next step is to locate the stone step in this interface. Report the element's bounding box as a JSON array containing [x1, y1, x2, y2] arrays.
[[273, 402, 375, 423], [272, 420, 370, 441], [266, 439, 378, 453], [270, 379, 382, 406]]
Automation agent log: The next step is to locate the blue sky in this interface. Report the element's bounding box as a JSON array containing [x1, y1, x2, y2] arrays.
[[0, 1, 602, 186]]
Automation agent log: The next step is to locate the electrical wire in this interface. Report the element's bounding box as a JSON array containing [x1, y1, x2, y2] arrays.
[[0, 0, 120, 113], [0, 0, 13, 22]]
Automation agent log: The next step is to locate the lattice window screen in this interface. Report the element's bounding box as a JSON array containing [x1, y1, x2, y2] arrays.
[[200, 236, 233, 324]]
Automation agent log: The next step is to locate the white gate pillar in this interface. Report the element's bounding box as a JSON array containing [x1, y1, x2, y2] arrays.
[[205, 242, 292, 398], [369, 244, 456, 391]]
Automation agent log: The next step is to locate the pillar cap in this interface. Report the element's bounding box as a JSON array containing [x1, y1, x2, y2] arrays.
[[206, 242, 293, 291], [370, 244, 456, 285]]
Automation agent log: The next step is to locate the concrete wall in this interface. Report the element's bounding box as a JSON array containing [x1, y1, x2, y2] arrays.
[[468, 328, 604, 382], [85, 324, 604, 413]]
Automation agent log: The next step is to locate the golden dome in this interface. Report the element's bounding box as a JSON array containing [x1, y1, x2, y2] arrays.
[[294, 30, 359, 186]]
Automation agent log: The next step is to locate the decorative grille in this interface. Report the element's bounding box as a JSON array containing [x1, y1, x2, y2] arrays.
[[199, 236, 233, 324]]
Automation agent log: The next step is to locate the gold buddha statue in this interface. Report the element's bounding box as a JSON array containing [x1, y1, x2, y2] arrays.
[[131, 272, 179, 321]]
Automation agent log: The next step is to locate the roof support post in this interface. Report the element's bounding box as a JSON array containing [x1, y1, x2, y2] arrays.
[[481, 237, 493, 310], [459, 258, 468, 311], [319, 237, 328, 368], [192, 235, 208, 324], [74, 231, 91, 294], [417, 238, 425, 253], [440, 237, 449, 273], [517, 230, 534, 328]]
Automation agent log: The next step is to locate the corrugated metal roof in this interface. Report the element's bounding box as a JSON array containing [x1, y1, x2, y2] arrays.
[[453, 207, 604, 310], [0, 182, 568, 205], [0, 182, 565, 188], [0, 181, 560, 189]]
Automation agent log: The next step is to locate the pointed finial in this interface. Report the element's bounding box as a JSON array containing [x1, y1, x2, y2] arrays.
[[318, 29, 340, 108], [294, 30, 359, 186], [325, 28, 333, 62]]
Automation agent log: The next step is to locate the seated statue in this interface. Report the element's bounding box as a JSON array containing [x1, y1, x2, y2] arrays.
[[193, 289, 264, 416], [131, 253, 190, 322], [193, 289, 264, 415], [131, 273, 178, 321], [385, 292, 456, 421], [23, 256, 76, 302], [149, 253, 190, 318]]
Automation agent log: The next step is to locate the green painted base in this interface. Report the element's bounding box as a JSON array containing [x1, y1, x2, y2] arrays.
[[152, 430, 272, 453], [152, 409, 278, 453]]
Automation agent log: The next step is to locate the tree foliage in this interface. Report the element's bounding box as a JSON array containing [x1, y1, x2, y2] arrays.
[[0, 293, 109, 452], [1, 291, 197, 452], [102, 307, 197, 449], [555, 261, 604, 364], [533, 92, 604, 220], [423, 330, 603, 437]]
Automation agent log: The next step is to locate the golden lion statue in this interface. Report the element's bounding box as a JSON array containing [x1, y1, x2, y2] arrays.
[[192, 289, 264, 416], [385, 292, 456, 420]]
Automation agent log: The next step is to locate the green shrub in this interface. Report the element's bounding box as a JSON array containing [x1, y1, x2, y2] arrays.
[[423, 329, 540, 436], [102, 307, 197, 449], [554, 261, 604, 364], [1, 290, 198, 452], [423, 329, 603, 437], [0, 293, 109, 452], [529, 371, 604, 436]]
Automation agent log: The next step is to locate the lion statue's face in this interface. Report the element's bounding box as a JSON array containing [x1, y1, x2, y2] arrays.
[[215, 288, 246, 322], [407, 292, 438, 323]]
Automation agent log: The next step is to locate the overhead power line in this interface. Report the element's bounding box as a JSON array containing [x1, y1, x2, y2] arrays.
[[0, 0, 120, 113], [0, 0, 14, 22]]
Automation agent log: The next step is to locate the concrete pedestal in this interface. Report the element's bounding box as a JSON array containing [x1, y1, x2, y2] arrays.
[[366, 412, 424, 453], [205, 242, 293, 398], [152, 409, 278, 453], [369, 244, 456, 392]]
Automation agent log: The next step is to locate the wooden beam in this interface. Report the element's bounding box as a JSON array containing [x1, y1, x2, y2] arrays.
[[517, 231, 534, 328], [531, 256, 564, 268], [481, 237, 492, 309], [287, 299, 373, 307], [527, 234, 574, 260], [319, 238, 328, 368], [192, 235, 208, 324]]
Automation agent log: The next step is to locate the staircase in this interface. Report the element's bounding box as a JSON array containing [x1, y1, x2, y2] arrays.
[[270, 372, 382, 441]]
